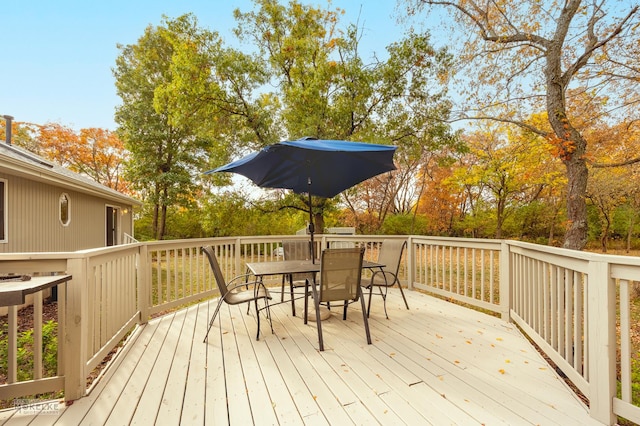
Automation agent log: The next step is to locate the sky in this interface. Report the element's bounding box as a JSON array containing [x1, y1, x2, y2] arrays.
[[3, 0, 430, 132]]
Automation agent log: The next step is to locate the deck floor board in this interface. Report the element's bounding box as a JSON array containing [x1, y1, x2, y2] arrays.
[[1, 289, 602, 425]]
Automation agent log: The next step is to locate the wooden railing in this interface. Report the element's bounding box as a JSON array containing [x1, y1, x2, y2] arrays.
[[0, 235, 638, 425]]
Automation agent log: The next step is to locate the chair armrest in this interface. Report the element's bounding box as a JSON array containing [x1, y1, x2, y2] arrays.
[[365, 270, 398, 287], [225, 275, 270, 298], [227, 273, 257, 286]]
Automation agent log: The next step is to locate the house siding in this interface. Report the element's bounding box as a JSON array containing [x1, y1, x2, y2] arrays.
[[0, 171, 135, 253]]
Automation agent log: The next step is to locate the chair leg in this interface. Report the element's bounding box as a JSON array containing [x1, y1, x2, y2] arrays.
[[343, 300, 348, 320], [396, 281, 410, 310], [366, 286, 373, 317], [281, 275, 286, 303], [303, 279, 309, 325], [203, 297, 225, 343], [310, 279, 324, 351], [379, 286, 389, 319], [358, 287, 372, 345], [266, 299, 274, 334], [257, 296, 274, 337], [289, 275, 296, 316], [255, 298, 261, 341]]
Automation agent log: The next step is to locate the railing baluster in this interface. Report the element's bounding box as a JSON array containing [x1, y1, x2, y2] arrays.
[[620, 279, 632, 402]]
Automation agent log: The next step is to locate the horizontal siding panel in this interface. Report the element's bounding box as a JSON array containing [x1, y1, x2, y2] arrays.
[[0, 171, 135, 253]]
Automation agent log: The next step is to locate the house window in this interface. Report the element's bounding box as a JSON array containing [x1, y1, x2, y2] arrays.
[[59, 193, 70, 226], [0, 179, 6, 242]]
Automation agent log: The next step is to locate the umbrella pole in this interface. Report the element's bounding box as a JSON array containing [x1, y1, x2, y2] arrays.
[[308, 189, 315, 263]]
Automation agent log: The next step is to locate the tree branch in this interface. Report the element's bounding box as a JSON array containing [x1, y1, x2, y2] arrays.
[[589, 156, 640, 168]]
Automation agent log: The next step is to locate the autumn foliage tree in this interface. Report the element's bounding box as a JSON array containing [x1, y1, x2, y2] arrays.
[[449, 123, 564, 238], [1, 120, 129, 193], [406, 0, 640, 250], [586, 121, 640, 251], [37, 124, 130, 193]]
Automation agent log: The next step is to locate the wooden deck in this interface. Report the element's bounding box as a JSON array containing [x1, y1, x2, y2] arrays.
[[1, 289, 601, 425]]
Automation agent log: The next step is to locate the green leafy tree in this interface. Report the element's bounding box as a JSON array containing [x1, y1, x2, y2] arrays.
[[114, 14, 221, 240], [201, 191, 303, 237], [233, 0, 459, 233]]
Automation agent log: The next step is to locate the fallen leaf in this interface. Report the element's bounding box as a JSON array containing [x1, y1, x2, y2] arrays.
[[499, 369, 505, 374], [496, 337, 503, 341], [466, 340, 472, 344], [505, 359, 511, 363]]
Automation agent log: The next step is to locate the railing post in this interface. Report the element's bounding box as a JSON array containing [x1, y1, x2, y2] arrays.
[[138, 244, 149, 324], [406, 236, 414, 290], [235, 237, 242, 276], [587, 259, 616, 425], [64, 256, 88, 401], [499, 241, 511, 321]]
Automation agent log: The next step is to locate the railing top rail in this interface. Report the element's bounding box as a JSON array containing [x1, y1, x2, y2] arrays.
[[508, 239, 640, 265]]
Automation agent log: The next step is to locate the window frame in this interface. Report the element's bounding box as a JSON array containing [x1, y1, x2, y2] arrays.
[[0, 179, 6, 243], [59, 192, 71, 227]]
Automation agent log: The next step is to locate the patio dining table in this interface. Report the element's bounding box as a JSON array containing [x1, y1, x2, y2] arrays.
[[246, 259, 383, 350]]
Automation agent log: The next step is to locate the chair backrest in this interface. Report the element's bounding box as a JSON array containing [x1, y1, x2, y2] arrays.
[[282, 240, 312, 261], [202, 246, 228, 295], [378, 239, 406, 277], [319, 247, 365, 303], [282, 239, 313, 281]]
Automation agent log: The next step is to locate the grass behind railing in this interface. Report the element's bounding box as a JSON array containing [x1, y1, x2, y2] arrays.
[[0, 316, 61, 409], [414, 244, 501, 306], [616, 280, 640, 425]]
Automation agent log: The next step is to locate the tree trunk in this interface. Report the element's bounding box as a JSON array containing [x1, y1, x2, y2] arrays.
[[600, 219, 609, 253], [495, 195, 505, 239], [314, 211, 324, 234], [545, 35, 589, 250], [626, 215, 635, 253], [158, 204, 167, 240], [562, 156, 588, 250], [152, 203, 160, 239]]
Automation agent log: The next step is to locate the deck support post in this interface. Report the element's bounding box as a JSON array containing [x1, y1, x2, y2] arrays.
[[138, 244, 149, 324], [406, 236, 414, 290], [64, 257, 88, 401], [587, 260, 616, 425], [499, 241, 511, 321]]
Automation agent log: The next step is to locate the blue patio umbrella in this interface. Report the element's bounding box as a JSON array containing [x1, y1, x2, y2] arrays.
[[206, 138, 397, 261]]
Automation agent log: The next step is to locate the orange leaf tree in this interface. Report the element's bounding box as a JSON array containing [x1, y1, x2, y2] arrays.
[[37, 124, 129, 193], [405, 0, 640, 249]]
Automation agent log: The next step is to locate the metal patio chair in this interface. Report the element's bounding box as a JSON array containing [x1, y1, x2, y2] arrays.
[[202, 246, 273, 343], [312, 247, 371, 350], [281, 239, 313, 316], [362, 239, 409, 318]]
